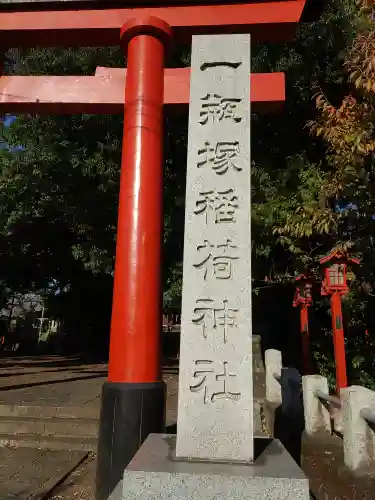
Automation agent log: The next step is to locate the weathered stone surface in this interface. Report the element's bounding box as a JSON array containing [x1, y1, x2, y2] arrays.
[[176, 33, 253, 463], [265, 349, 282, 405], [122, 434, 309, 500], [0, 447, 86, 499], [301, 375, 331, 435], [342, 385, 375, 473]]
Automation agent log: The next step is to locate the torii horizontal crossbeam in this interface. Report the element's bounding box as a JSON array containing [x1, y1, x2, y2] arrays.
[[0, 69, 285, 114], [0, 1, 306, 47]]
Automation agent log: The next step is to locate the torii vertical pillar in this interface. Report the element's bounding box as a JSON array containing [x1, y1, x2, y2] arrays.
[[96, 17, 171, 500]]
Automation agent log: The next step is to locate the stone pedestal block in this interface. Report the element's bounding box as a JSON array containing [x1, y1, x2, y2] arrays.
[[121, 434, 309, 500]]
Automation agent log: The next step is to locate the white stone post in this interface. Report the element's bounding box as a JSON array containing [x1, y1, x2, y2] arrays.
[[265, 349, 282, 405], [176, 34, 253, 463], [302, 375, 331, 434], [342, 385, 375, 472]]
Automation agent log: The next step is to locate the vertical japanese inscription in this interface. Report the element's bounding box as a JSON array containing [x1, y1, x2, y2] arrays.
[[194, 189, 239, 224], [176, 35, 253, 463], [192, 298, 238, 343], [190, 360, 242, 404], [193, 239, 238, 280], [198, 93, 243, 125], [197, 141, 242, 175]]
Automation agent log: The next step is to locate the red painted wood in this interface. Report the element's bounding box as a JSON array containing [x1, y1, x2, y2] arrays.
[[300, 305, 311, 375], [0, 71, 285, 113], [0, 1, 306, 47], [97, 67, 286, 107], [108, 18, 171, 384], [4, 0, 295, 7], [331, 292, 348, 393]]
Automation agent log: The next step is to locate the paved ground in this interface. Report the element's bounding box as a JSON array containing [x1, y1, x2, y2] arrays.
[[0, 356, 179, 426], [0, 447, 87, 499], [0, 351, 263, 499], [49, 453, 96, 500], [0, 355, 180, 499], [302, 433, 375, 500], [0, 356, 106, 407]]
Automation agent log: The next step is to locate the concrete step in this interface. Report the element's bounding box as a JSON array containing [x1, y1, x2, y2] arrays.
[[0, 415, 99, 438], [0, 404, 99, 451], [0, 432, 97, 451], [0, 404, 99, 419]]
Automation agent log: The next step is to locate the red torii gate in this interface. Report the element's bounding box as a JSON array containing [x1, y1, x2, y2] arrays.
[[0, 1, 322, 499], [0, 69, 285, 112]]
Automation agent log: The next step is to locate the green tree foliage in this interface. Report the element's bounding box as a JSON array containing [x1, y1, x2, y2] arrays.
[[251, 0, 358, 277], [0, 47, 188, 354], [1, 0, 375, 385], [253, 0, 375, 388]]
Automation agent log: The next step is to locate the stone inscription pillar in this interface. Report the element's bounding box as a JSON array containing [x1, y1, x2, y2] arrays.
[[176, 34, 253, 463]]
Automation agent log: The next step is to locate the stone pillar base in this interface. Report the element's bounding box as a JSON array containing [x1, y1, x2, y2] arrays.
[[96, 382, 165, 500], [116, 433, 309, 500]]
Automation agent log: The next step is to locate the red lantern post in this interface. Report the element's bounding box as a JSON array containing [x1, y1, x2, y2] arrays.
[[319, 249, 360, 393], [293, 274, 313, 374]]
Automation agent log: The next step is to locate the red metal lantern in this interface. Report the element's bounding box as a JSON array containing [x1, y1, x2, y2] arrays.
[[293, 274, 313, 308], [320, 248, 360, 296], [319, 249, 360, 393], [293, 274, 313, 374]]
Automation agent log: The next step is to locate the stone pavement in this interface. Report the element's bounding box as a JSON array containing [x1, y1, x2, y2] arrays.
[[0, 341, 265, 499], [0, 356, 181, 499], [0, 356, 106, 408], [0, 356, 180, 426], [0, 357, 100, 499], [0, 447, 87, 499], [49, 453, 96, 500]]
